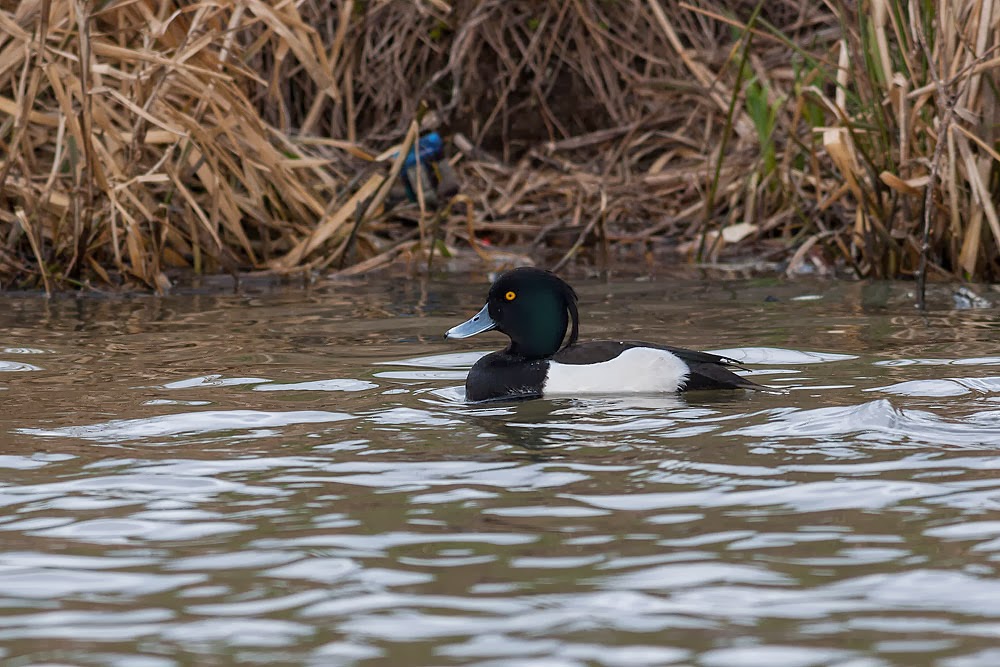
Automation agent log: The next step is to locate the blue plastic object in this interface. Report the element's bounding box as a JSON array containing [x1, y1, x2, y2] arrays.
[[402, 132, 444, 168]]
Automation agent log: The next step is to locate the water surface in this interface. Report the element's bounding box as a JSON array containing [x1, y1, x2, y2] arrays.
[[1, 275, 999, 666]]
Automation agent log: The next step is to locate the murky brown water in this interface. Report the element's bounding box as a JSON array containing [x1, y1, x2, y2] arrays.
[[1, 274, 999, 666]]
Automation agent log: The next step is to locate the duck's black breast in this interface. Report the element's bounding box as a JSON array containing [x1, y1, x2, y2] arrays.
[[465, 351, 549, 402]]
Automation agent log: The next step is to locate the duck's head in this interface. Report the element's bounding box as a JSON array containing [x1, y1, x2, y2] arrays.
[[445, 267, 580, 359]]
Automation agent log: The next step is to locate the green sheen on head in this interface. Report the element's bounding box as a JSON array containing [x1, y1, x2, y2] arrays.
[[486, 268, 579, 359]]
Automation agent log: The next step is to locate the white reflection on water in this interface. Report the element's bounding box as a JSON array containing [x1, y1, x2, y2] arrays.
[[160, 374, 271, 389], [727, 399, 1000, 447], [380, 352, 487, 368], [18, 410, 353, 442], [875, 357, 1000, 367], [708, 347, 858, 364], [254, 379, 378, 392], [0, 361, 42, 372], [868, 376, 1000, 397]]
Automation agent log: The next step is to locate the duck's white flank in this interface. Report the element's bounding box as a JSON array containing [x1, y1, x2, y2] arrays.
[[543, 346, 690, 395]]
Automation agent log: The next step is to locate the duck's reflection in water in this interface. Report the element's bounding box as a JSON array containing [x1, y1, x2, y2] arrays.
[[438, 393, 700, 454]]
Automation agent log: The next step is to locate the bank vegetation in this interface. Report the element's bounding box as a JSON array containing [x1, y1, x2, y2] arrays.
[[0, 0, 998, 293]]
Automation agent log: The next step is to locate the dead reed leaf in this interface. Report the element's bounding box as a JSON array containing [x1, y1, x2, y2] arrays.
[[275, 173, 385, 269], [879, 172, 922, 196]]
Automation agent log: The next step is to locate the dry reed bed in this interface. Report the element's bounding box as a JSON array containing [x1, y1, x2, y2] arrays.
[[0, 0, 998, 292]]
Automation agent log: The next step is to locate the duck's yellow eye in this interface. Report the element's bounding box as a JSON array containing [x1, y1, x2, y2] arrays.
[[504, 291, 516, 302]]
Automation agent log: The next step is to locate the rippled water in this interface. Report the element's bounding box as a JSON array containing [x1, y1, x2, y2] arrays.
[[1, 275, 999, 666]]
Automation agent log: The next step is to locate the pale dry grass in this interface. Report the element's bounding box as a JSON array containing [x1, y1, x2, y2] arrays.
[[0, 0, 346, 291], [806, 0, 1000, 301], [0, 0, 998, 292]]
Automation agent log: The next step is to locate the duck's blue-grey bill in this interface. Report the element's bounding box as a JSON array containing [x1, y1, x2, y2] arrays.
[[445, 303, 496, 339]]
